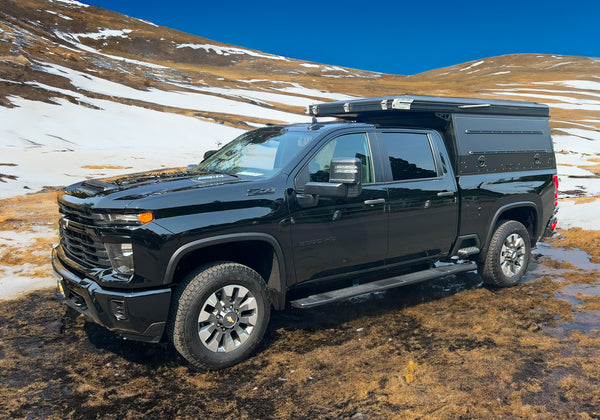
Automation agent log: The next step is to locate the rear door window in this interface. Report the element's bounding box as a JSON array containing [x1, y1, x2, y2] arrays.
[[380, 132, 437, 181]]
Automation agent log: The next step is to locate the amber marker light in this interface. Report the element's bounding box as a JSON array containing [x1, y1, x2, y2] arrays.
[[138, 212, 154, 224]]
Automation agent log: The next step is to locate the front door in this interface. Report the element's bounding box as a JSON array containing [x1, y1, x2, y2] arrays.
[[289, 132, 388, 283]]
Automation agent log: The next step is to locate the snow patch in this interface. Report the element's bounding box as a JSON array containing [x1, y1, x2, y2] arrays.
[[45, 10, 73, 20], [271, 82, 357, 101], [559, 80, 600, 92], [48, 0, 88, 7], [558, 200, 600, 230], [545, 62, 572, 70], [491, 91, 600, 111], [72, 28, 133, 40], [53, 31, 168, 69], [175, 43, 288, 61], [460, 60, 484, 71], [35, 62, 308, 122], [0, 95, 245, 198], [137, 18, 158, 27], [169, 84, 317, 107]]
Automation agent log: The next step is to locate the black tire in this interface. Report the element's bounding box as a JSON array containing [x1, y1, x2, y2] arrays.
[[167, 261, 271, 370], [479, 220, 531, 287]]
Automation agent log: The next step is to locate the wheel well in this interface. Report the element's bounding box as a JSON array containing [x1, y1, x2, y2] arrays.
[[496, 206, 537, 242], [172, 240, 284, 309]]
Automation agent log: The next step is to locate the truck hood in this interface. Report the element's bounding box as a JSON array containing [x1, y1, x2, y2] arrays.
[[62, 167, 245, 203]]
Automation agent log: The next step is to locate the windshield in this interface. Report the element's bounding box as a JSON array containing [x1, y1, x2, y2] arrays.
[[194, 127, 317, 179]]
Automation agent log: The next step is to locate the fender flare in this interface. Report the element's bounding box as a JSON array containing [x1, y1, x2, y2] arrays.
[[483, 201, 540, 251], [164, 233, 288, 309]]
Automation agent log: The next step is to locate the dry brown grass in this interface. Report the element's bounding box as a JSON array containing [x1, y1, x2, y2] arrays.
[[0, 192, 58, 271], [0, 192, 600, 418]]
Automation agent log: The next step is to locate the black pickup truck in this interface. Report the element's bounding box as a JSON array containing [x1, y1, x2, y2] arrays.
[[52, 95, 558, 370]]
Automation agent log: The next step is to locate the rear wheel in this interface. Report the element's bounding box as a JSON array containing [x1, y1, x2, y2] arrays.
[[479, 220, 531, 287], [168, 262, 271, 370]]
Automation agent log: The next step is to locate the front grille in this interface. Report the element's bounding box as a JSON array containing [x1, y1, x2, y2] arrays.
[[58, 203, 111, 269]]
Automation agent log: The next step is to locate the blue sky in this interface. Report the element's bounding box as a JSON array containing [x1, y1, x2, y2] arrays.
[[83, 0, 599, 75]]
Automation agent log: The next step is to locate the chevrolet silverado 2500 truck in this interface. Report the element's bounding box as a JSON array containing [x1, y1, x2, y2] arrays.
[[53, 95, 558, 370]]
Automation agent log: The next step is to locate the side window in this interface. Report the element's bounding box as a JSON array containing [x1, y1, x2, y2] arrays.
[[308, 133, 374, 183], [380, 132, 437, 181]]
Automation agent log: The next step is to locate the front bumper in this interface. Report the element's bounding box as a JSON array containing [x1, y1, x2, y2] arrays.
[[52, 246, 172, 343]]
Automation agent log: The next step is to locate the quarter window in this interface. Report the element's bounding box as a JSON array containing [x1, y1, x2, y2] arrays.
[[381, 132, 437, 181]]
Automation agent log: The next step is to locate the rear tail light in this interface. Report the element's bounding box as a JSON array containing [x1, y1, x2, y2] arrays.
[[553, 175, 558, 207]]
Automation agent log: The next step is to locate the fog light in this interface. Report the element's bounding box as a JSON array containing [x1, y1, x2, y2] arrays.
[[111, 300, 127, 320], [105, 242, 134, 275]]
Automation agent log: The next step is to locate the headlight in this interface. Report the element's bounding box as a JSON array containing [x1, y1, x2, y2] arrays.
[[101, 212, 153, 226], [105, 242, 134, 275]]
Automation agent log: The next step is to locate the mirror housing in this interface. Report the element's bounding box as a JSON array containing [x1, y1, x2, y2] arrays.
[[304, 181, 348, 198], [187, 164, 198, 171], [304, 158, 362, 199], [329, 157, 361, 184]]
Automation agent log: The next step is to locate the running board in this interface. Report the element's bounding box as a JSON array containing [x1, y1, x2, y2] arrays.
[[290, 262, 478, 309]]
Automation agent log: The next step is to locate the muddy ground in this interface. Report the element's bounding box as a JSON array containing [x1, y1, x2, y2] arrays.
[[1, 194, 600, 419]]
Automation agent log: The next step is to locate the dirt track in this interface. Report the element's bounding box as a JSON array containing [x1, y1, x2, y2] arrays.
[[1, 244, 600, 419]]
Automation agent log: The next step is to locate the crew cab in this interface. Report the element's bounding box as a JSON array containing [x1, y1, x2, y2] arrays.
[[53, 95, 558, 370]]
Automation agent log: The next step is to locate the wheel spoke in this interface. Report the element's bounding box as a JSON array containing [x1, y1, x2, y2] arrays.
[[204, 293, 218, 309], [501, 261, 511, 276], [514, 237, 525, 249], [198, 309, 213, 323], [239, 296, 257, 313], [233, 291, 249, 309], [222, 332, 238, 352], [222, 285, 237, 303], [234, 325, 250, 338], [207, 330, 224, 352], [198, 324, 216, 343], [239, 311, 258, 326]]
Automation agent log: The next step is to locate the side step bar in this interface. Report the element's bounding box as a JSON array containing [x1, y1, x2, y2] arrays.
[[290, 262, 478, 309]]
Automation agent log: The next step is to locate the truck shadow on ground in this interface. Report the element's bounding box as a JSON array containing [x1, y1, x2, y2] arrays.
[[81, 271, 485, 367]]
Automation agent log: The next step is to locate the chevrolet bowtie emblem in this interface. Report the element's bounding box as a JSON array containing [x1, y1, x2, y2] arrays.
[[227, 316, 234, 323]]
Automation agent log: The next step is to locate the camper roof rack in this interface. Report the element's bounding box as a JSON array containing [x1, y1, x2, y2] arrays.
[[306, 95, 550, 119]]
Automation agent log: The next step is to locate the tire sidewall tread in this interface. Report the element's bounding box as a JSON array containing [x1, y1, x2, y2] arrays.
[[167, 261, 270, 370], [480, 220, 531, 288]]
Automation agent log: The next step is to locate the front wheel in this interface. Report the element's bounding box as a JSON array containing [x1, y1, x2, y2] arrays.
[[479, 220, 531, 287], [167, 262, 271, 370]]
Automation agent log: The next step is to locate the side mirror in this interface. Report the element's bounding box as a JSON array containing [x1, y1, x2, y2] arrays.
[[329, 158, 361, 184], [304, 158, 362, 198], [187, 164, 198, 171], [203, 150, 217, 160]]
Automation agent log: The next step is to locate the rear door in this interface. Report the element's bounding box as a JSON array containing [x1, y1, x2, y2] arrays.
[[376, 130, 459, 264]]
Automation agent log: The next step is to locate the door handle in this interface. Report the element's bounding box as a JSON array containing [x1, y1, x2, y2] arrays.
[[437, 191, 455, 197], [364, 198, 386, 205]]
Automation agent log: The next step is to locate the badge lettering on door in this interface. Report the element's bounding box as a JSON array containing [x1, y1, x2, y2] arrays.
[[299, 236, 337, 248]]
